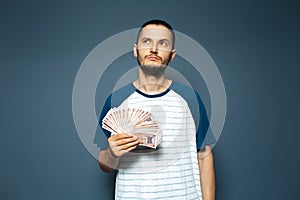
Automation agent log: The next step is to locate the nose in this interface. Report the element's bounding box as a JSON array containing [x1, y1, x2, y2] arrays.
[[150, 43, 158, 54]]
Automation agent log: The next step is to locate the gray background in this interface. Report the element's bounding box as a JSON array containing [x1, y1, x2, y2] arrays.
[[1, 0, 299, 199]]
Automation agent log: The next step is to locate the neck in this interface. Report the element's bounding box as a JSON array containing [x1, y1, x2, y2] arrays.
[[134, 68, 172, 94]]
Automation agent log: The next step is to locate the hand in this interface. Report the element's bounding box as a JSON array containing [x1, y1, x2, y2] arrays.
[[108, 133, 139, 157]]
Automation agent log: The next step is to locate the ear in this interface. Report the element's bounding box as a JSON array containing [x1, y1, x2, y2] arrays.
[[133, 44, 137, 58], [169, 49, 177, 62]]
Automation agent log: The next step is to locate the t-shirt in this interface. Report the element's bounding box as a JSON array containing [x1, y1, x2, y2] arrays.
[[94, 81, 215, 200]]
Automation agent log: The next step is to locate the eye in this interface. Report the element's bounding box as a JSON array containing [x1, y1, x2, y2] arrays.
[[142, 39, 150, 44], [160, 41, 168, 47]]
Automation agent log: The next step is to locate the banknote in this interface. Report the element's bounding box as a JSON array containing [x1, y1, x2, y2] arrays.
[[102, 107, 162, 148]]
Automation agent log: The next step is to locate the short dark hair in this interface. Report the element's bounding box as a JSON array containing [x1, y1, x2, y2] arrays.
[[137, 19, 175, 49]]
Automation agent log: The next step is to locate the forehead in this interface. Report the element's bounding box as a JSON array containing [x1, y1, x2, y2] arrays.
[[138, 24, 173, 40]]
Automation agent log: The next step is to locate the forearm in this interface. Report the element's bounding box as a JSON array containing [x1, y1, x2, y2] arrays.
[[98, 148, 120, 173], [198, 147, 215, 200], [98, 134, 139, 172]]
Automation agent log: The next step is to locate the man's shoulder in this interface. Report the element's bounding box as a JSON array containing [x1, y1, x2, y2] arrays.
[[170, 81, 205, 111], [105, 83, 136, 107], [170, 81, 199, 97], [109, 83, 136, 96]]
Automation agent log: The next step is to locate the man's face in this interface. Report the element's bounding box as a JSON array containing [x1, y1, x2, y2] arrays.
[[134, 24, 176, 75]]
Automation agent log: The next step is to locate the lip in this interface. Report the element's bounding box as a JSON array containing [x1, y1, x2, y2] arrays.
[[147, 55, 161, 61]]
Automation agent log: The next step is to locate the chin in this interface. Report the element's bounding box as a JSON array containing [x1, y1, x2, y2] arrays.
[[145, 61, 162, 66], [140, 64, 167, 76]]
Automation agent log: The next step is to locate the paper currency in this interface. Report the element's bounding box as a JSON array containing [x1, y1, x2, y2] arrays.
[[102, 107, 162, 149]]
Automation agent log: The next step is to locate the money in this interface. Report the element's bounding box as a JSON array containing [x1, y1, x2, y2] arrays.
[[102, 107, 162, 149]]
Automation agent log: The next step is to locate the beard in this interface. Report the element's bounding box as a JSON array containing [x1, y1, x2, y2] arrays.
[[136, 50, 172, 77], [139, 64, 167, 77]]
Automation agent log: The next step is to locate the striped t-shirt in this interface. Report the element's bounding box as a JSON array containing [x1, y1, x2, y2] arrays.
[[95, 81, 215, 200]]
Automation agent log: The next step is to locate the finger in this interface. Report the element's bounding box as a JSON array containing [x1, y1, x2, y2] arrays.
[[111, 143, 137, 157], [118, 143, 139, 156], [114, 136, 138, 146], [119, 139, 139, 150], [109, 133, 133, 141], [121, 145, 137, 155], [124, 144, 138, 152]]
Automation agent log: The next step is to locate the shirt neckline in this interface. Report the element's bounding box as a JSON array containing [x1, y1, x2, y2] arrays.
[[131, 82, 173, 98]]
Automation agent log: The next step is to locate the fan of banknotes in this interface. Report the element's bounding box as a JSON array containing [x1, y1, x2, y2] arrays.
[[102, 107, 162, 149]]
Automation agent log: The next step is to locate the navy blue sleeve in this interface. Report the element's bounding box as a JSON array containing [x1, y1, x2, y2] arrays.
[[170, 82, 216, 151], [99, 94, 114, 138], [93, 83, 136, 147], [93, 95, 113, 148], [193, 91, 215, 150]]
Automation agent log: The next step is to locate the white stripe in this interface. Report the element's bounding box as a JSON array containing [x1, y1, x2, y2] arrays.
[[115, 89, 202, 200]]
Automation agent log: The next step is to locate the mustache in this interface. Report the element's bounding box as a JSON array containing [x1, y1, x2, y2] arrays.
[[145, 54, 162, 61]]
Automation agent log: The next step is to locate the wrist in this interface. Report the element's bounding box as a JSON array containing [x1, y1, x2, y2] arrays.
[[107, 147, 119, 158], [101, 148, 120, 170]]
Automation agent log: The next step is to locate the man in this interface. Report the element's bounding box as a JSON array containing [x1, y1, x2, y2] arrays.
[[96, 19, 215, 200]]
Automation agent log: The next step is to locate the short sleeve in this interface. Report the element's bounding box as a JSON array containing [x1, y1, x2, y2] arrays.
[[194, 91, 216, 150], [93, 83, 137, 147], [169, 82, 216, 151], [93, 95, 113, 148]]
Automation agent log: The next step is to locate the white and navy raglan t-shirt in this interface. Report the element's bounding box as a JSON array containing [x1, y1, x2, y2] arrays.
[[94, 81, 216, 200]]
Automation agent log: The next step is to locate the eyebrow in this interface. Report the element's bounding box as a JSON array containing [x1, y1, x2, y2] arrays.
[[159, 39, 170, 43], [140, 37, 170, 43]]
